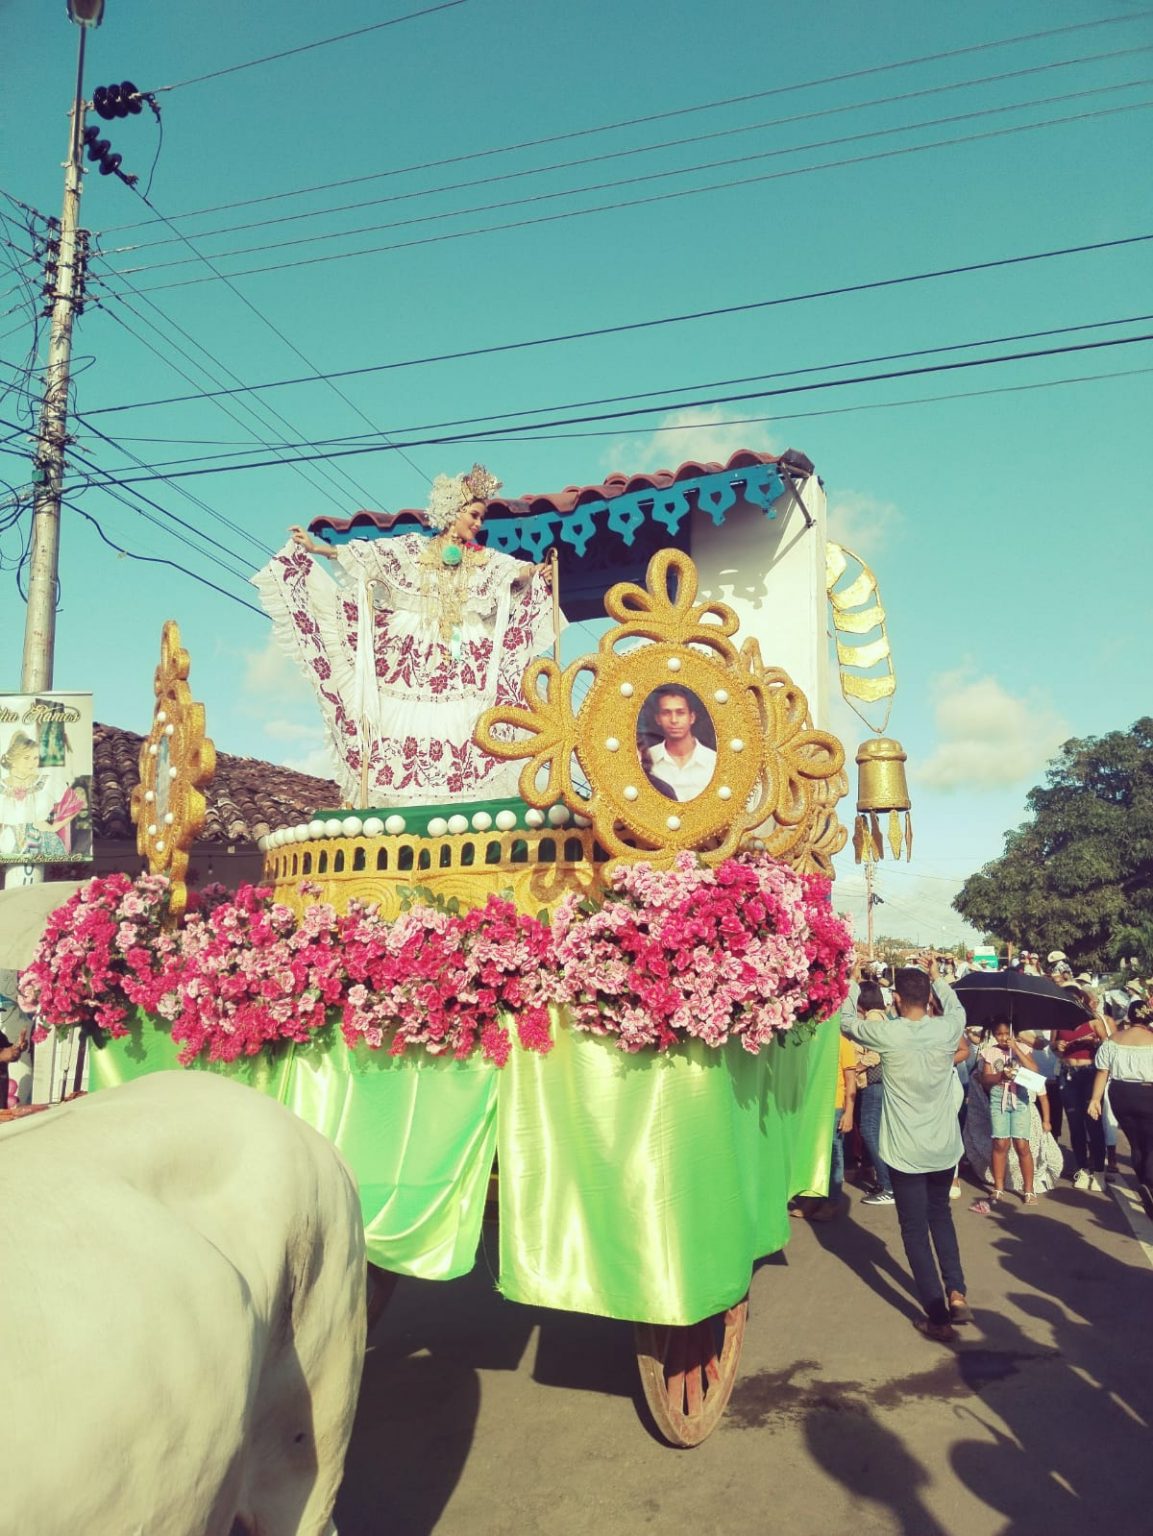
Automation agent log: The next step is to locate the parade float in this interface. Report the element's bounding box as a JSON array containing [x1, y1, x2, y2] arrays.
[[19, 451, 910, 1446]]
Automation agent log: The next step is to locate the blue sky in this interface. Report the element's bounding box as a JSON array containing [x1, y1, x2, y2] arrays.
[[2, 0, 1151, 944]]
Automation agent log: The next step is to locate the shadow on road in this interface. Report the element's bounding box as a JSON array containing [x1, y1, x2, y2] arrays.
[[334, 1233, 642, 1534]]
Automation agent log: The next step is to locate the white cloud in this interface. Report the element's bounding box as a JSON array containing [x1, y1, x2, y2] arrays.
[[826, 489, 901, 558], [241, 633, 314, 701], [919, 670, 1070, 791], [601, 405, 776, 476], [282, 741, 340, 781]]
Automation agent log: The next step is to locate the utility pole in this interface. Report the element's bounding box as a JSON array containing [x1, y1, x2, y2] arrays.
[[21, 26, 90, 693]]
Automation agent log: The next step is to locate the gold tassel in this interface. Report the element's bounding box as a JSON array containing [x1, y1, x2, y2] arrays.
[[888, 808, 902, 860], [870, 813, 883, 862], [904, 811, 913, 861]]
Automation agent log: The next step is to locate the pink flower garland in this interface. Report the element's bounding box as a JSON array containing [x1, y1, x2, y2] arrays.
[[551, 851, 852, 1054], [17, 872, 173, 1039], [19, 855, 850, 1065]]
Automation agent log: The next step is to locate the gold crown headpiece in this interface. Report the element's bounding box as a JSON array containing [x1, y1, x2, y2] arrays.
[[426, 463, 503, 531]]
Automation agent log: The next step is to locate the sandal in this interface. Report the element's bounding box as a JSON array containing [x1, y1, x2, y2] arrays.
[[968, 1198, 991, 1215], [1023, 1191, 1038, 1206], [989, 1188, 1005, 1204]]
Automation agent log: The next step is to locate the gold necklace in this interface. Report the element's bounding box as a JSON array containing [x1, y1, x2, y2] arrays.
[[421, 535, 484, 646]]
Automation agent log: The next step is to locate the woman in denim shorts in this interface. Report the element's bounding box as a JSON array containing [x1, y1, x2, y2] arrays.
[[978, 1019, 1051, 1205]]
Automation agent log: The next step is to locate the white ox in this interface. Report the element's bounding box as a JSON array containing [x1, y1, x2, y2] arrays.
[[0, 1070, 367, 1536]]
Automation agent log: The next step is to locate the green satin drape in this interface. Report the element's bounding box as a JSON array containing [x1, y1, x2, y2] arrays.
[[87, 1007, 836, 1325]]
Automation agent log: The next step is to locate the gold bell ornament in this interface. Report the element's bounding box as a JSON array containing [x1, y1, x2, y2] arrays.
[[853, 738, 912, 862]]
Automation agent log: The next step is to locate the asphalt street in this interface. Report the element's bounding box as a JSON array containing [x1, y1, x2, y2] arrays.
[[335, 1170, 1153, 1536]]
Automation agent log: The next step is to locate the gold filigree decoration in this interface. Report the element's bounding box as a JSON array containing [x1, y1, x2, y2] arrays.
[[130, 620, 216, 920], [476, 549, 846, 871]]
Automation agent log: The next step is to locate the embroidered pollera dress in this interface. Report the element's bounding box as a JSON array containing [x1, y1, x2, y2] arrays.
[[253, 534, 556, 806]]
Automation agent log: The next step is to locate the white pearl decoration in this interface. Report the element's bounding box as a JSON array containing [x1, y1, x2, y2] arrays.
[[471, 811, 493, 832], [623, 785, 638, 801], [620, 682, 634, 697], [156, 710, 167, 724], [164, 723, 174, 736], [294, 824, 311, 842], [155, 840, 165, 853], [323, 818, 344, 837], [147, 823, 157, 836], [144, 789, 154, 803], [341, 815, 363, 837], [308, 819, 326, 838], [573, 813, 591, 828], [358, 816, 381, 836], [427, 817, 449, 837], [666, 656, 682, 671], [714, 689, 729, 704], [147, 743, 158, 757], [168, 767, 178, 779], [447, 814, 469, 835], [718, 785, 732, 800], [163, 812, 174, 825], [605, 737, 620, 752], [730, 739, 745, 752], [525, 809, 545, 828], [547, 804, 571, 827], [494, 809, 518, 832], [257, 835, 269, 852], [666, 815, 682, 830], [382, 815, 404, 835]]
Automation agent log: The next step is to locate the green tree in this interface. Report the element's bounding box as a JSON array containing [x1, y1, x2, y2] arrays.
[[953, 718, 1153, 970]]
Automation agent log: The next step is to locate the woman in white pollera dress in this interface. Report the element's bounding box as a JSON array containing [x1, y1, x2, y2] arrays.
[[253, 465, 558, 808]]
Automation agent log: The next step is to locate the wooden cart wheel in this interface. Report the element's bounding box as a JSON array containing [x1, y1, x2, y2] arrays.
[[634, 1297, 748, 1447], [366, 1262, 399, 1333]]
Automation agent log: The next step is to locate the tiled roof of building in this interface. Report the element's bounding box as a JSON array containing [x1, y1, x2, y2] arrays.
[[93, 723, 340, 845], [309, 450, 781, 534]]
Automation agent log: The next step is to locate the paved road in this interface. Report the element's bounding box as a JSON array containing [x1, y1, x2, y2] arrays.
[[335, 1172, 1153, 1536]]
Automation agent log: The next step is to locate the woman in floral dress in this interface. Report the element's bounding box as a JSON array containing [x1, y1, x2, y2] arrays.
[[253, 466, 557, 807]]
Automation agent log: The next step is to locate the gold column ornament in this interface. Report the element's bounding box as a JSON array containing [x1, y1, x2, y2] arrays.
[[130, 620, 216, 919], [475, 549, 846, 874], [853, 737, 912, 863]]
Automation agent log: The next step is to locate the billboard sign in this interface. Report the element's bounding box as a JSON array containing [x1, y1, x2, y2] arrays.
[[0, 693, 93, 864]]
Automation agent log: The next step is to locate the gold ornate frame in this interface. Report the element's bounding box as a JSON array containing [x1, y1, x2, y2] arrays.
[[477, 550, 846, 872], [130, 620, 216, 919]]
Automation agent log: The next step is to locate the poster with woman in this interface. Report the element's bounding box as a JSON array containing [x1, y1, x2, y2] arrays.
[[0, 693, 93, 865]]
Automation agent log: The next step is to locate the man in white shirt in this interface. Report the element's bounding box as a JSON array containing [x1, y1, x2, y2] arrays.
[[645, 688, 717, 801]]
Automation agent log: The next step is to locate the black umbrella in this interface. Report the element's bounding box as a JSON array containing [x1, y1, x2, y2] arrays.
[[952, 971, 1094, 1033]]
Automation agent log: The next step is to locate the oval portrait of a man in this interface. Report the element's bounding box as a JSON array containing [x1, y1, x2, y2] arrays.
[[636, 685, 717, 802]]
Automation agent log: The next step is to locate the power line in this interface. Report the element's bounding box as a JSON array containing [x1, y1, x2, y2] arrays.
[[79, 311, 1153, 475], [107, 99, 1153, 294], [484, 365, 1153, 446], [86, 231, 1153, 418], [93, 278, 389, 512], [66, 494, 264, 616], [0, 415, 259, 582], [104, 45, 1153, 255], [73, 332, 1153, 486], [75, 412, 273, 561], [142, 0, 472, 94], [121, 186, 430, 487], [104, 87, 1153, 280], [102, 9, 1153, 233]]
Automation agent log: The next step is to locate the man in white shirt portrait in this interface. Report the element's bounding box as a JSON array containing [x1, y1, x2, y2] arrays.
[[643, 687, 717, 802]]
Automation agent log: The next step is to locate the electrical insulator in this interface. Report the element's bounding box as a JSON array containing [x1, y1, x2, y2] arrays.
[[92, 81, 142, 120], [82, 124, 123, 176]]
